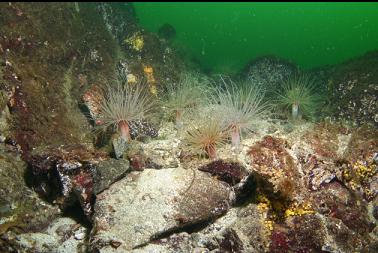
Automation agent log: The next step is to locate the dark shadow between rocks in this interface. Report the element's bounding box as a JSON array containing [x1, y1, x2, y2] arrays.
[[62, 203, 93, 229], [24, 162, 62, 203], [132, 217, 216, 250], [233, 173, 258, 207]]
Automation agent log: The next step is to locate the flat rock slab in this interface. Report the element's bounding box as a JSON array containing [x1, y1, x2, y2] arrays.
[[3, 217, 87, 253], [90, 167, 231, 252]]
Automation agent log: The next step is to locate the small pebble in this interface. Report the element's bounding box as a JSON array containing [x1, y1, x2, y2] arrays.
[[74, 230, 86, 240]]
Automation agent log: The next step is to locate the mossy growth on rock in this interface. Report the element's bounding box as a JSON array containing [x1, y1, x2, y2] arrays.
[[248, 135, 298, 199], [198, 159, 249, 186]]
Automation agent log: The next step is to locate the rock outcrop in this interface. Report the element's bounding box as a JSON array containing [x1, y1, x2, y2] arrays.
[[90, 167, 231, 251], [328, 51, 378, 126]]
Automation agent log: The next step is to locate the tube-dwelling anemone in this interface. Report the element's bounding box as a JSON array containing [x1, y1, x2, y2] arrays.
[[162, 72, 210, 129], [97, 82, 154, 141], [211, 76, 269, 148], [275, 74, 320, 120], [184, 116, 228, 160]]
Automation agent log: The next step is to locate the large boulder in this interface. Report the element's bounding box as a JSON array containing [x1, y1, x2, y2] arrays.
[[241, 55, 298, 91], [247, 135, 301, 200], [90, 167, 231, 252]]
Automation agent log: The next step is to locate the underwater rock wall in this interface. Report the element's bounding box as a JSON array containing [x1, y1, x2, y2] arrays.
[[0, 2, 120, 156], [0, 2, 184, 158]]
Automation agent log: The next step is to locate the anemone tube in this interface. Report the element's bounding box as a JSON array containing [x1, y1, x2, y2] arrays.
[[292, 102, 299, 119], [205, 143, 217, 160], [118, 120, 131, 141], [230, 124, 241, 148], [175, 109, 184, 129]]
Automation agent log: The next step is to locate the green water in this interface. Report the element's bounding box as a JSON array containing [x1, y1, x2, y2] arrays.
[[133, 2, 378, 74]]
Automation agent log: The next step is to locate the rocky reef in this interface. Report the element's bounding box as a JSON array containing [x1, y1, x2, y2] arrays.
[[0, 3, 377, 253], [328, 51, 378, 127]]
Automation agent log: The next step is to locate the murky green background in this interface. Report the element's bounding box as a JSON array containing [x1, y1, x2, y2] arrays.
[[133, 2, 378, 74]]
